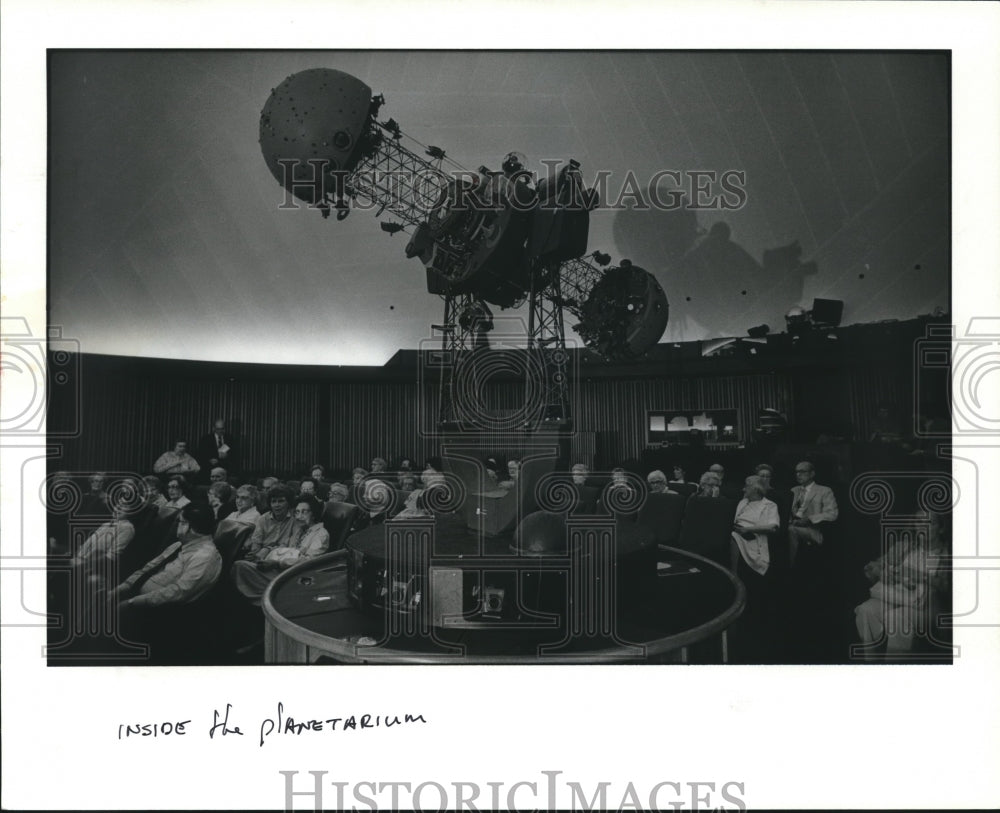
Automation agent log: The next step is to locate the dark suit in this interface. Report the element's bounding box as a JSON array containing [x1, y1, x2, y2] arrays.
[[196, 431, 239, 474], [571, 483, 600, 515]]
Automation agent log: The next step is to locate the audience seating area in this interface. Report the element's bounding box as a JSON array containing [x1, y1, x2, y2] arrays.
[[46, 446, 952, 666]]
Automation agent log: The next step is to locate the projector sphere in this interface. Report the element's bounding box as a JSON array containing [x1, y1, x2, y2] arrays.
[[259, 68, 373, 204]]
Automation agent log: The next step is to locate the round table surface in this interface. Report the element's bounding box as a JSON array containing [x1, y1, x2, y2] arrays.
[[263, 513, 746, 664]]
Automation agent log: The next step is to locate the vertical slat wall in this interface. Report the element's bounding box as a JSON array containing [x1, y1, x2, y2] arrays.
[[51, 366, 805, 478], [848, 364, 914, 441], [327, 381, 424, 472], [324, 381, 557, 473], [53, 375, 323, 476]]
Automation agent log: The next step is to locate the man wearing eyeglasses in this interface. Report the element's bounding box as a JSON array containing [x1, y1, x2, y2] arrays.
[[109, 503, 222, 609], [788, 461, 838, 568]]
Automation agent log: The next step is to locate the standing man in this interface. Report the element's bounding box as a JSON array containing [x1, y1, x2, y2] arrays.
[[788, 461, 839, 568], [197, 418, 239, 477]]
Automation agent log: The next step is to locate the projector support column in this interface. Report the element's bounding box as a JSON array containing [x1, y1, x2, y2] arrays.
[[527, 265, 572, 428], [435, 292, 480, 428]]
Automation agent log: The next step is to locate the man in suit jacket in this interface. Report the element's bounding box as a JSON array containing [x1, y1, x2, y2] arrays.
[[196, 418, 239, 476], [788, 461, 839, 568]]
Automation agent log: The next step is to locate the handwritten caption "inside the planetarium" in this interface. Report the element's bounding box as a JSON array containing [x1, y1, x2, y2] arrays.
[[117, 703, 427, 747]]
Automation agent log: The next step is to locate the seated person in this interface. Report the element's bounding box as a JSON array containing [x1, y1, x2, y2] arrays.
[[569, 463, 599, 514], [348, 468, 368, 504], [370, 457, 388, 475], [327, 482, 350, 504], [231, 494, 330, 603], [230, 484, 261, 525], [668, 465, 689, 487], [499, 459, 520, 490], [81, 472, 111, 517], [753, 463, 776, 494], [108, 502, 222, 611], [396, 457, 414, 489], [47, 471, 78, 553], [209, 467, 228, 484], [207, 481, 236, 523], [391, 470, 447, 520], [239, 484, 298, 560], [646, 469, 677, 494], [352, 478, 394, 529], [141, 475, 167, 509], [256, 476, 279, 513], [731, 477, 779, 576], [710, 462, 741, 501], [398, 470, 418, 493], [153, 440, 201, 476], [787, 461, 839, 568], [485, 457, 501, 489], [694, 471, 722, 498], [601, 467, 637, 512], [754, 463, 791, 530], [854, 511, 948, 651], [163, 475, 191, 510], [668, 465, 697, 497], [71, 494, 142, 569], [309, 464, 327, 484], [298, 479, 318, 498]]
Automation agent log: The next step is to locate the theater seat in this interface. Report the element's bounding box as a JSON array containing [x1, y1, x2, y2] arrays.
[[116, 504, 165, 576], [322, 501, 359, 551], [677, 496, 737, 568], [672, 482, 697, 499], [636, 492, 687, 548], [129, 507, 181, 567], [389, 488, 408, 518], [213, 518, 255, 575]]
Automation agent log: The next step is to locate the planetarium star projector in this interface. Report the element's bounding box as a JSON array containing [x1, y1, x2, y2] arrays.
[[260, 68, 669, 427]]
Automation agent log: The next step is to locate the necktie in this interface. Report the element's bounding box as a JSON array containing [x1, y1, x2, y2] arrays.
[[130, 543, 182, 592]]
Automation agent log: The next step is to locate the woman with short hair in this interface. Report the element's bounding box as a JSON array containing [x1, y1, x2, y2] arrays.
[[72, 495, 142, 568], [207, 481, 235, 522], [232, 494, 330, 603], [164, 475, 191, 510]]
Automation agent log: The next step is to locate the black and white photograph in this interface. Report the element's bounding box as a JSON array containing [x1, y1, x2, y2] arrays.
[[2, 2, 999, 810], [42, 47, 954, 668]]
